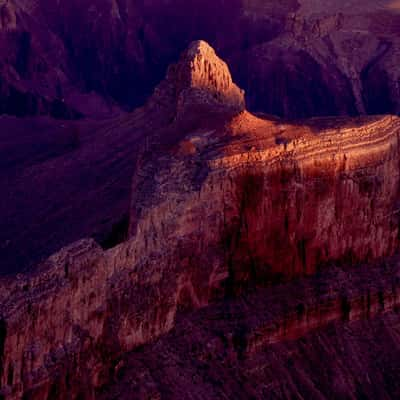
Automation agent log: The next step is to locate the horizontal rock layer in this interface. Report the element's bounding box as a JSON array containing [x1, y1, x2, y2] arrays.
[[130, 113, 400, 286], [100, 258, 400, 399], [2, 241, 400, 398], [1, 112, 400, 399], [1, 41, 400, 399]]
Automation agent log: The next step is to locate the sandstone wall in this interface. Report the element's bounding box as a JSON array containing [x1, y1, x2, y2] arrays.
[[130, 114, 400, 289], [1, 40, 400, 398]]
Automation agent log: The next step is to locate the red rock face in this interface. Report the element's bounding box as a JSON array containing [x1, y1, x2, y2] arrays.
[[1, 41, 400, 399], [130, 110, 400, 289]]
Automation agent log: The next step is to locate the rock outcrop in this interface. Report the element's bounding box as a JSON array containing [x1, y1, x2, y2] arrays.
[[1, 41, 400, 399], [145, 40, 245, 123], [130, 111, 400, 288], [173, 41, 245, 118]]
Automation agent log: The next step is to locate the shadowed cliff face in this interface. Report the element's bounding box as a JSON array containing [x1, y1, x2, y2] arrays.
[[1, 41, 400, 399], [0, 0, 399, 118], [99, 265, 400, 400]]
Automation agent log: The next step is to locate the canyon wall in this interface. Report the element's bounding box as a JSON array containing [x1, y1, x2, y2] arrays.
[[130, 112, 400, 288], [0, 0, 399, 118], [100, 259, 400, 399], [1, 41, 400, 398]]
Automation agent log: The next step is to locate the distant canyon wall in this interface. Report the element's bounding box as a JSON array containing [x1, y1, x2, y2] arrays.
[[0, 0, 399, 118]]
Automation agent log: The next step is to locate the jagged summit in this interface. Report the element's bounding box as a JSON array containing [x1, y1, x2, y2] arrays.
[[186, 39, 213, 55], [175, 40, 245, 116], [149, 40, 245, 122], [181, 39, 234, 91]]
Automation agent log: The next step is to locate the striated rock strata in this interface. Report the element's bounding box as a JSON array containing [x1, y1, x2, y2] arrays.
[[130, 111, 400, 288], [1, 41, 400, 398], [100, 258, 400, 399]]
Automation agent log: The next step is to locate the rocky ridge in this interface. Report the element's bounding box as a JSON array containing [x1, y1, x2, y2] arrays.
[[1, 41, 400, 399], [0, 40, 241, 276]]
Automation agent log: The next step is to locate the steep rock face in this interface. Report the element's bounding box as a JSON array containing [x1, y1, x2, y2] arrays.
[[0, 0, 119, 118], [100, 260, 400, 399], [232, 0, 400, 117], [0, 1, 82, 118], [146, 40, 245, 122], [1, 42, 400, 399], [0, 39, 241, 277], [173, 41, 245, 118], [130, 112, 400, 287], [0, 41, 247, 399]]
